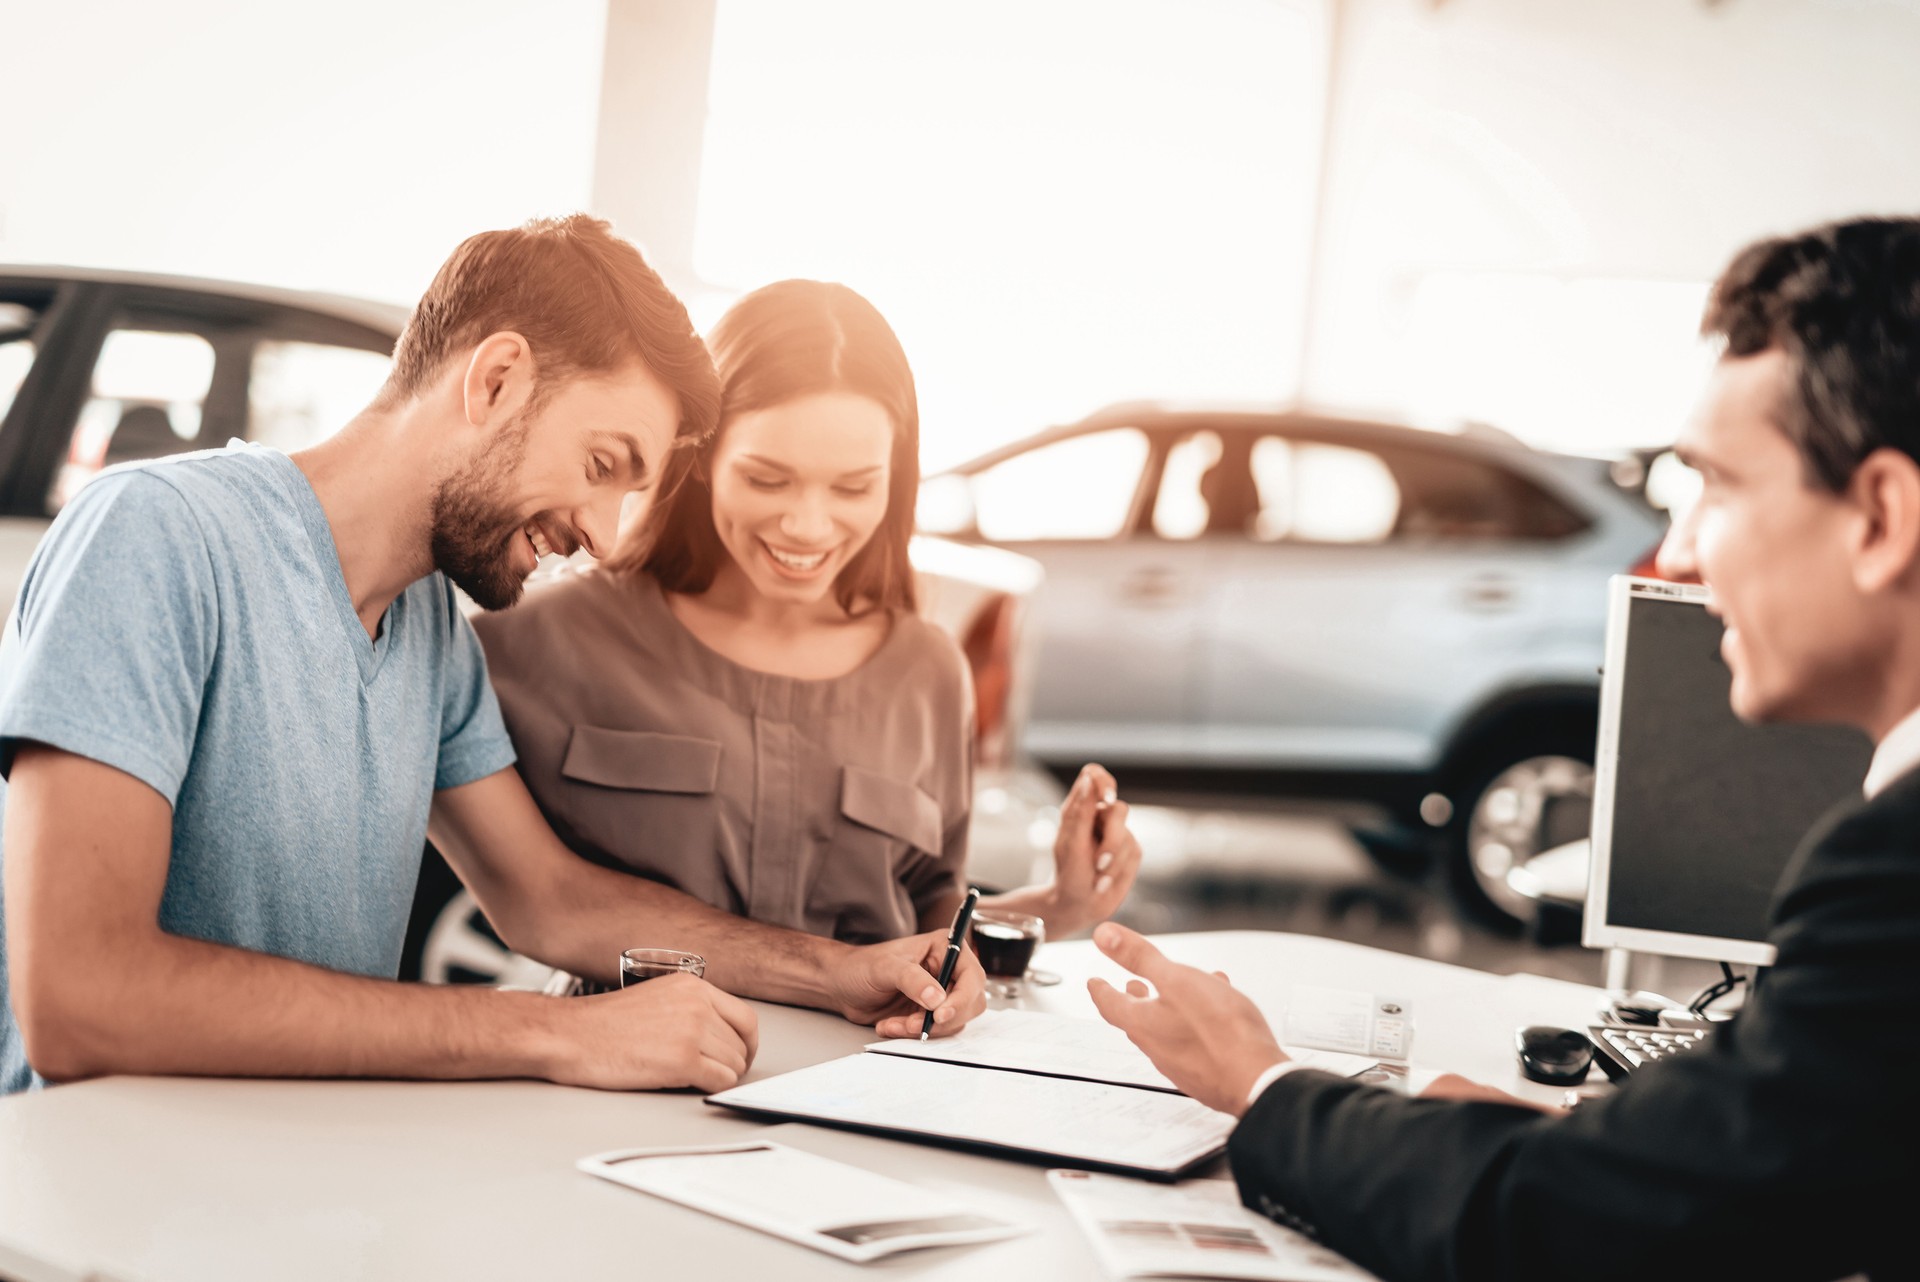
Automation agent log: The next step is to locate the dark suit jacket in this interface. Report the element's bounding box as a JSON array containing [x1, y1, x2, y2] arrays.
[[1230, 768, 1920, 1282]]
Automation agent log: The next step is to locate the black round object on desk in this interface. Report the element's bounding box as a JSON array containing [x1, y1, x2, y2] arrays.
[[1515, 1025, 1595, 1085]]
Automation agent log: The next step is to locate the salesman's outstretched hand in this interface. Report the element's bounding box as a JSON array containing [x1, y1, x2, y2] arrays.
[[1088, 923, 1287, 1116], [831, 929, 989, 1040]]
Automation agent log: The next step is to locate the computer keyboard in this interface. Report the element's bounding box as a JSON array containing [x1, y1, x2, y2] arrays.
[[1588, 1023, 1714, 1081]]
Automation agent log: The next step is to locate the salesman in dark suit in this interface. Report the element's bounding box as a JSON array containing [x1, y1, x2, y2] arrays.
[[1089, 215, 1920, 1282]]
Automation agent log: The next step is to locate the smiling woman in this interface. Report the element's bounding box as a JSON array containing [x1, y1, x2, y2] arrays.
[[468, 279, 1144, 968]]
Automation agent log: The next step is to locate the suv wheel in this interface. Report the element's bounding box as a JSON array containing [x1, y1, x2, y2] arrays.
[[1447, 742, 1595, 930]]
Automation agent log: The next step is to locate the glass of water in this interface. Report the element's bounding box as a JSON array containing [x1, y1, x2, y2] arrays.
[[620, 948, 706, 987]]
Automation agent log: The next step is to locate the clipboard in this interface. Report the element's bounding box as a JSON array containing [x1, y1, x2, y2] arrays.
[[705, 1052, 1236, 1181]]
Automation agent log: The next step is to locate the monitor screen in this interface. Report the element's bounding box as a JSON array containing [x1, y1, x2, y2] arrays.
[[1587, 581, 1874, 962]]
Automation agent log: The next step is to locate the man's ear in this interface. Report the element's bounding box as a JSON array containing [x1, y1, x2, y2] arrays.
[[1849, 447, 1920, 594], [459, 332, 534, 431]]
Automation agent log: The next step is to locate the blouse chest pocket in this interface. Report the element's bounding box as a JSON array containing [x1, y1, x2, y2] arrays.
[[827, 767, 949, 941], [557, 727, 723, 872], [839, 766, 944, 857]]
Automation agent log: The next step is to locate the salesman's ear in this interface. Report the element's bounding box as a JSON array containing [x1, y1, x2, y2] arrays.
[[1849, 447, 1920, 595]]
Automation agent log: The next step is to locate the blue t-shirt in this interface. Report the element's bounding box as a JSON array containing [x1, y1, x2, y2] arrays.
[[0, 444, 516, 1094]]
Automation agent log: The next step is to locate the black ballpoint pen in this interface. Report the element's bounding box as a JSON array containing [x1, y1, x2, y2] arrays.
[[922, 887, 981, 1041]]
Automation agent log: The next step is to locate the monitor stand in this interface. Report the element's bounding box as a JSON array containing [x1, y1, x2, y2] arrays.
[[1598, 948, 1751, 1025], [1602, 947, 1635, 996]]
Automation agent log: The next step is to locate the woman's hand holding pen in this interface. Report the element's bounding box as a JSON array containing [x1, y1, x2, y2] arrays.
[[824, 929, 989, 1040], [1042, 764, 1144, 938]]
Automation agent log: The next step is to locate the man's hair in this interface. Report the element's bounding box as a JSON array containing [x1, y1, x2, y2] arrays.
[[1703, 216, 1920, 492], [620, 279, 920, 615], [379, 214, 720, 442]]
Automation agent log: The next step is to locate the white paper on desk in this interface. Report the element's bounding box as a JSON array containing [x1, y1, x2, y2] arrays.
[[865, 1010, 1378, 1092], [579, 1141, 1029, 1263], [1049, 1169, 1382, 1282], [708, 1052, 1236, 1175], [1283, 986, 1413, 1062]]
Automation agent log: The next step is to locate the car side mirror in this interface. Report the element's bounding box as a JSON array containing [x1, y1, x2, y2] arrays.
[[917, 474, 978, 537]]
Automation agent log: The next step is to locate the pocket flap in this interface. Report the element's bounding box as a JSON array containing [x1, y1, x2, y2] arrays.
[[560, 727, 721, 794], [839, 766, 943, 853]]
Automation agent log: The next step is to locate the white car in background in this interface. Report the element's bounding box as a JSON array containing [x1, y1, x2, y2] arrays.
[[918, 401, 1672, 926], [0, 266, 1061, 987]]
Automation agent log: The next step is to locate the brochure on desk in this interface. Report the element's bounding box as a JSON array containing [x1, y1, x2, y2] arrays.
[[705, 1012, 1377, 1181], [1050, 1169, 1382, 1282], [580, 1141, 1030, 1263]]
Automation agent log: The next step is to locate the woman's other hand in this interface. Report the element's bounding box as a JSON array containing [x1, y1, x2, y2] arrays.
[[1042, 763, 1143, 937]]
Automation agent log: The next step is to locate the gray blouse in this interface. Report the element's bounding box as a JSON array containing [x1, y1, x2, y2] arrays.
[[470, 566, 973, 944]]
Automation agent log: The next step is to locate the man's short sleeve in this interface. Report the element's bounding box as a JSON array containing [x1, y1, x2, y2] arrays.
[[0, 472, 218, 802], [432, 585, 516, 791]]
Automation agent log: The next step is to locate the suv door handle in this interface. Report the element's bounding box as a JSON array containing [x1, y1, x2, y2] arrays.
[[1119, 566, 1182, 606], [1459, 573, 1516, 612]]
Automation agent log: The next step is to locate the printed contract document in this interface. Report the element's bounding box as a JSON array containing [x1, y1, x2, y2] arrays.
[[707, 1052, 1236, 1178], [865, 1009, 1377, 1092]]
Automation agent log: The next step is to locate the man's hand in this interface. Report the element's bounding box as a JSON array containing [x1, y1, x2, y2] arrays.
[[544, 973, 759, 1094], [1042, 764, 1144, 937], [823, 929, 988, 1039], [1087, 923, 1287, 1116]]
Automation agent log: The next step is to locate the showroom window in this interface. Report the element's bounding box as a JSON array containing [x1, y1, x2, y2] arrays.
[[696, 0, 1317, 468], [970, 427, 1149, 542]]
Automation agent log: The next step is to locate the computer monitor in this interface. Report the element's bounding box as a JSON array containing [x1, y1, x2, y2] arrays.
[[1583, 576, 1875, 966]]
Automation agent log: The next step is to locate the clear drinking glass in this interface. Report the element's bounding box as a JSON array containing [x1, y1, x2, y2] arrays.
[[620, 948, 707, 987], [970, 909, 1045, 997]]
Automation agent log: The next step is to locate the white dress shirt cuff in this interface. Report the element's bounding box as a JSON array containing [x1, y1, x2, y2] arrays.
[[1245, 1059, 1312, 1109]]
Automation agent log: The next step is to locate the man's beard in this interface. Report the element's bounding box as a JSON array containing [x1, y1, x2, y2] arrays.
[[429, 409, 536, 612]]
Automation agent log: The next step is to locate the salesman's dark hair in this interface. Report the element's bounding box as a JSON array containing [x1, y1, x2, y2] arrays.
[[1703, 216, 1920, 492], [618, 279, 920, 615]]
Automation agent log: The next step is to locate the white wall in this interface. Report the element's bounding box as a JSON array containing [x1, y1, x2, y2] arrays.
[[0, 0, 608, 304], [1305, 0, 1920, 450]]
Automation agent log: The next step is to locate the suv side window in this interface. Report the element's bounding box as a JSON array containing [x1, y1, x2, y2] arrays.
[[971, 427, 1149, 541], [0, 299, 46, 425], [1250, 436, 1401, 544], [1378, 445, 1590, 541], [1151, 430, 1225, 539], [49, 325, 220, 514]]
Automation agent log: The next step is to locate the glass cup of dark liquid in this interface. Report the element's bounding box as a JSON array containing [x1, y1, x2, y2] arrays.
[[620, 948, 706, 987], [970, 910, 1045, 998]]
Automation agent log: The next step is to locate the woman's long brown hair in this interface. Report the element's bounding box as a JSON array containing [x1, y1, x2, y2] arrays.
[[612, 279, 919, 615]]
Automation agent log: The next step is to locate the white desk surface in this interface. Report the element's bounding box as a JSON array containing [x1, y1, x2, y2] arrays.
[[0, 931, 1605, 1282]]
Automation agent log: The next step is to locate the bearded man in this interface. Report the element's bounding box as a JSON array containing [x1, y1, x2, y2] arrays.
[[0, 215, 985, 1097]]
